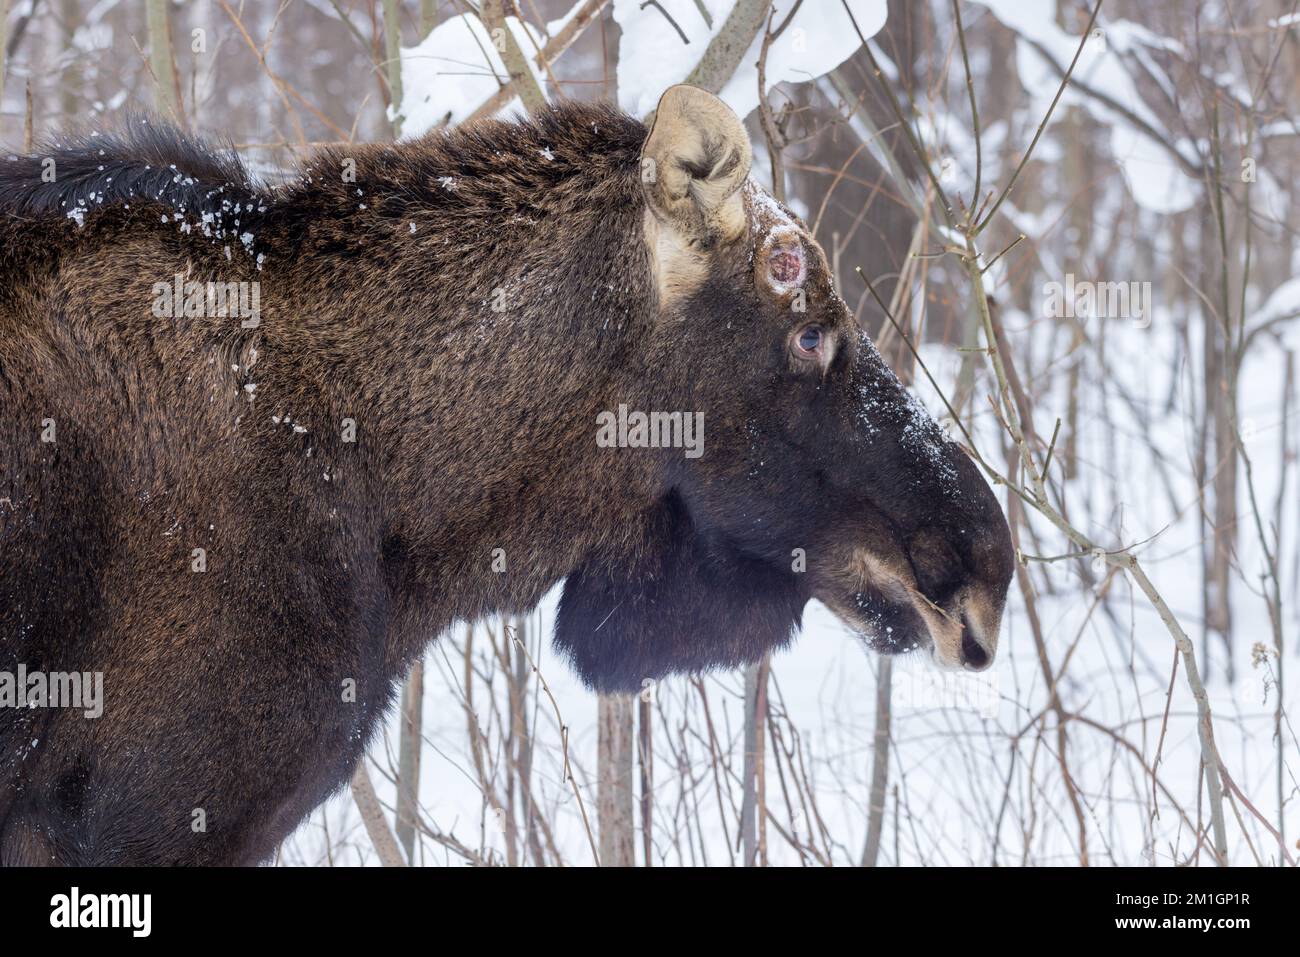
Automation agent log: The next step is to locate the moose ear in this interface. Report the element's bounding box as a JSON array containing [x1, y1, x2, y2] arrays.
[[554, 495, 806, 694], [641, 84, 752, 246]]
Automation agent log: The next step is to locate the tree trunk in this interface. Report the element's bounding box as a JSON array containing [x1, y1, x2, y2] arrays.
[[420, 0, 438, 39], [596, 693, 635, 866], [145, 0, 182, 122], [394, 659, 423, 863], [638, 691, 653, 866], [860, 657, 891, 866], [381, 0, 403, 136], [480, 0, 546, 113], [350, 762, 406, 867], [0, 0, 10, 110], [738, 655, 770, 866]]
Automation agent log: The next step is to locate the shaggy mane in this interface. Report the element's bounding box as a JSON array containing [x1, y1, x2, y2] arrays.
[[0, 115, 264, 231], [0, 103, 647, 236]]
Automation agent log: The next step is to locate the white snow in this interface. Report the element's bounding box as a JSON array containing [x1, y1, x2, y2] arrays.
[[1252, 277, 1300, 349], [973, 0, 1200, 214], [395, 10, 549, 135], [612, 0, 887, 120]]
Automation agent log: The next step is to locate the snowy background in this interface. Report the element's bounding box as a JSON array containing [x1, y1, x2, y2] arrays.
[[6, 0, 1296, 865]]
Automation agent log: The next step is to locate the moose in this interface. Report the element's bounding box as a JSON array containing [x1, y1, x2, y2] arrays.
[[0, 86, 1013, 865]]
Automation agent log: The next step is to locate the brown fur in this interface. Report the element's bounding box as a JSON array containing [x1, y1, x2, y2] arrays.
[[0, 90, 1012, 865]]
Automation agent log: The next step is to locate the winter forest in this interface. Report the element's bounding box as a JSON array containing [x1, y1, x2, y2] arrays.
[[2, 0, 1297, 868]]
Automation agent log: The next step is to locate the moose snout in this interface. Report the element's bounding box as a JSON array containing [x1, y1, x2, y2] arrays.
[[953, 581, 1005, 671], [920, 592, 998, 672], [959, 608, 994, 671], [839, 543, 1007, 671]]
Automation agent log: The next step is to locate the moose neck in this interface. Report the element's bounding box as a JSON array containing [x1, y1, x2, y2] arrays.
[[256, 105, 669, 640]]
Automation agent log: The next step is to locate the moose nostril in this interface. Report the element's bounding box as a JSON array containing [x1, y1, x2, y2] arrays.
[[960, 629, 991, 671]]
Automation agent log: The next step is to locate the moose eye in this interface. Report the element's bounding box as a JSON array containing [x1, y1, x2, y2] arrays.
[[796, 325, 824, 355]]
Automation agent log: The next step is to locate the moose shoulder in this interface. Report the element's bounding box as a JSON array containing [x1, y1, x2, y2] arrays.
[[0, 87, 1013, 865]]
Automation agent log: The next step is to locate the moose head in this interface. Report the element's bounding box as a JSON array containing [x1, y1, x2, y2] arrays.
[[555, 86, 1015, 691]]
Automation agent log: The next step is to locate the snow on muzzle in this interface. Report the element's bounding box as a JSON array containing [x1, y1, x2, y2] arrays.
[[820, 336, 1014, 671]]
